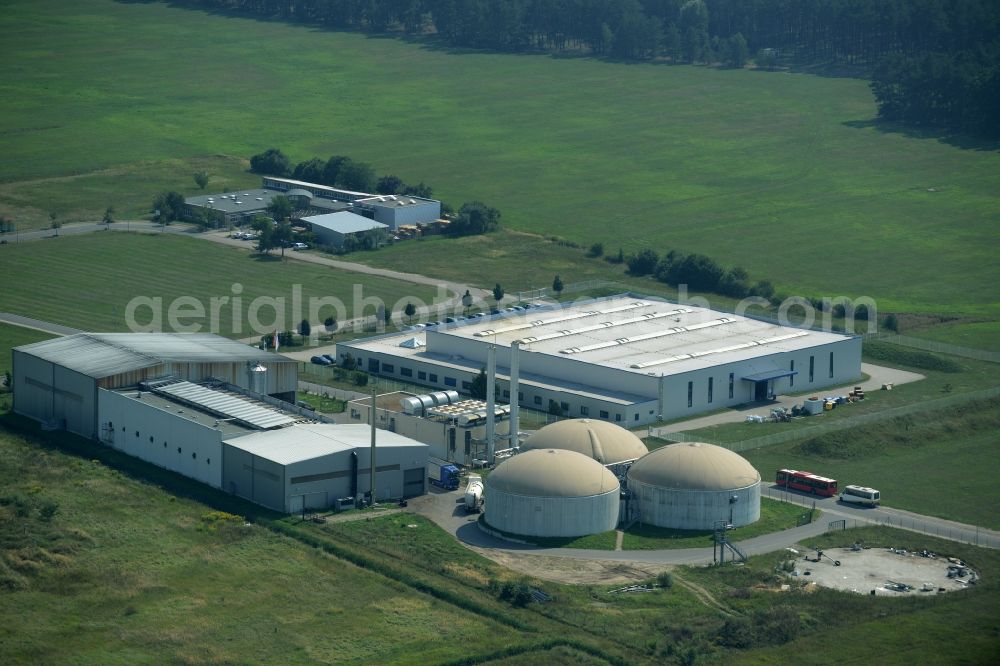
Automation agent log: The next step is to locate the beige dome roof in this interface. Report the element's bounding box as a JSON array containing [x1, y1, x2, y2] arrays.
[[487, 449, 620, 498], [522, 419, 648, 464], [628, 442, 760, 491]]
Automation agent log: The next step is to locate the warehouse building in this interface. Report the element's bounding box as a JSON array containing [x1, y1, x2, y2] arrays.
[[337, 294, 862, 426], [12, 333, 297, 439], [484, 449, 620, 538], [301, 211, 390, 248], [261, 176, 441, 229], [99, 378, 428, 512], [627, 442, 761, 530]]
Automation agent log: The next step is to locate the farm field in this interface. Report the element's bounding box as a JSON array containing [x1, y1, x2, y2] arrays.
[[0, 1, 998, 316], [0, 233, 440, 335]]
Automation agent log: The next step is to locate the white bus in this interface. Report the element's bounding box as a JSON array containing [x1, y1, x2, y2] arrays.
[[840, 484, 880, 506]]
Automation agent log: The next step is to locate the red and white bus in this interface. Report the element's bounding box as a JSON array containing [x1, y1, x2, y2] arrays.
[[775, 469, 838, 497]]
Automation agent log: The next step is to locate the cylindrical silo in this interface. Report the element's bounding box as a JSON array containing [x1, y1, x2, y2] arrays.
[[485, 449, 620, 538], [521, 419, 648, 465], [627, 442, 761, 530]]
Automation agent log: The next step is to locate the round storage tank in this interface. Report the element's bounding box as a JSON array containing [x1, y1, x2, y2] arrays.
[[485, 449, 620, 538], [627, 442, 761, 530], [521, 419, 648, 464]]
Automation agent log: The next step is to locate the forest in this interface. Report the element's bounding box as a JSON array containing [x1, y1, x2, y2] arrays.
[[184, 0, 999, 136]]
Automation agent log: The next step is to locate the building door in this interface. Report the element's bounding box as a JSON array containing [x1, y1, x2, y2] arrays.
[[403, 467, 425, 497], [754, 381, 769, 401]]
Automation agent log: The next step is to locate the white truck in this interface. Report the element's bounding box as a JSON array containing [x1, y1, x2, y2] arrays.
[[464, 474, 484, 513]]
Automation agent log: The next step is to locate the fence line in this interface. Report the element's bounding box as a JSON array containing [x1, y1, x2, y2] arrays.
[[762, 487, 998, 548], [869, 333, 1000, 363], [651, 385, 1000, 453]]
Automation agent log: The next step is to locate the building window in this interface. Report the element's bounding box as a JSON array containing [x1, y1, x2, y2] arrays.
[[534, 396, 542, 405], [502, 390, 510, 398], [829, 351, 834, 378], [206, 458, 210, 465], [149, 436, 154, 443], [633, 413, 639, 421], [418, 371, 427, 381], [600, 410, 609, 419], [789, 360, 795, 387], [177, 447, 182, 454], [809, 355, 815, 382], [429, 373, 438, 383], [350, 408, 360, 419], [580, 406, 589, 416], [135, 431, 140, 438], [400, 367, 412, 377], [368, 358, 379, 373], [729, 373, 734, 399], [192, 452, 197, 459], [518, 392, 523, 401], [687, 381, 693, 408], [708, 377, 714, 404], [382, 363, 394, 374], [560, 402, 569, 412], [444, 377, 456, 387], [461, 381, 471, 390], [615, 414, 622, 422]]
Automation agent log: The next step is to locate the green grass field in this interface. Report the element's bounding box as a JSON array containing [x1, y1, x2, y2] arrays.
[[906, 320, 1000, 352], [0, 233, 439, 335], [1, 0, 998, 315]]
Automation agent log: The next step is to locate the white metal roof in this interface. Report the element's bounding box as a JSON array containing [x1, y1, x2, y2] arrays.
[[302, 211, 389, 235], [346, 295, 851, 378], [15, 333, 289, 379], [225, 423, 427, 465]]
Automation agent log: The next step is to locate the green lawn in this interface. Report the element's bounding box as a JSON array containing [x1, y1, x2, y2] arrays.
[[0, 428, 521, 664], [740, 396, 1000, 529], [621, 498, 813, 550], [1, 0, 998, 315], [906, 320, 1000, 352], [0, 233, 440, 335], [295, 390, 346, 414]]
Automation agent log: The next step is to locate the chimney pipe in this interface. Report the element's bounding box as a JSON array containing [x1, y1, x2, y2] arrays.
[[509, 340, 520, 450], [486, 344, 496, 464]]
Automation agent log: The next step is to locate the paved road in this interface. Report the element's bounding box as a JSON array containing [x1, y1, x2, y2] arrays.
[[1, 220, 198, 243], [408, 480, 999, 570], [0, 313, 83, 337]]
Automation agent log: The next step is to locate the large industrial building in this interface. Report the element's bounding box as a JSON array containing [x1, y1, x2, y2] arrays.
[[484, 449, 621, 538], [12, 333, 297, 439], [12, 333, 428, 513], [261, 176, 441, 229], [338, 294, 862, 426], [627, 442, 761, 530]]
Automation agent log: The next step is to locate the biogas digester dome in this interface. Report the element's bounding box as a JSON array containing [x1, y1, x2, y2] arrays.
[[485, 449, 620, 538], [627, 442, 761, 530], [521, 419, 648, 464]]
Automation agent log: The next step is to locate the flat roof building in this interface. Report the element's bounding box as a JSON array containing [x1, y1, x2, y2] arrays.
[[337, 294, 861, 426]]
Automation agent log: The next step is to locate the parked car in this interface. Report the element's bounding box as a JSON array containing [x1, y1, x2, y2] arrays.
[[444, 317, 456, 324], [321, 354, 335, 364], [291, 242, 309, 251], [310, 355, 332, 366]]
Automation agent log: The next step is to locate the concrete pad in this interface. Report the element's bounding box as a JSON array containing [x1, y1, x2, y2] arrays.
[[787, 546, 978, 596]]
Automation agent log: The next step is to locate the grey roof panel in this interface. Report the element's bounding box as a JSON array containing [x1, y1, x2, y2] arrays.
[[153, 381, 297, 430], [224, 423, 428, 465], [15, 333, 290, 379]]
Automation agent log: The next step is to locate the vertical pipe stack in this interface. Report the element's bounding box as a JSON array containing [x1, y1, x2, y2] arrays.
[[370, 382, 377, 505], [486, 344, 496, 463], [509, 340, 520, 450]]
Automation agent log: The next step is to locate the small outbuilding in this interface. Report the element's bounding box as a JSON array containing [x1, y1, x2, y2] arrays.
[[485, 449, 620, 538], [301, 211, 389, 248], [627, 442, 761, 530], [520, 418, 648, 465]]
